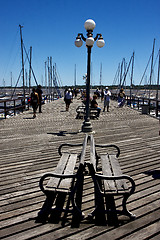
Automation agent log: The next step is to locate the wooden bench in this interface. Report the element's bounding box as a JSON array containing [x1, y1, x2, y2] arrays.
[[87, 134, 136, 226], [36, 134, 88, 227], [76, 105, 99, 119]]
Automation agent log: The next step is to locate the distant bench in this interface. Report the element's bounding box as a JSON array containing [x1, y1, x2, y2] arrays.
[[87, 134, 136, 226], [36, 134, 88, 227], [76, 105, 99, 119]]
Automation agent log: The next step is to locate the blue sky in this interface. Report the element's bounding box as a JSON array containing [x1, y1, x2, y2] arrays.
[[0, 0, 160, 87]]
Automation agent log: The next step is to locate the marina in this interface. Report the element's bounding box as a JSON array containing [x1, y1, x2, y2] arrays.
[[0, 88, 160, 120]]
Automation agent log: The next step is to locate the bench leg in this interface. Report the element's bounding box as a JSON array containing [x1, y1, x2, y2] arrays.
[[61, 193, 72, 227], [88, 178, 106, 225], [71, 175, 85, 227], [105, 195, 119, 226], [49, 192, 67, 224], [36, 191, 56, 223], [94, 193, 107, 225], [87, 166, 106, 225], [95, 178, 107, 225], [121, 194, 136, 220]]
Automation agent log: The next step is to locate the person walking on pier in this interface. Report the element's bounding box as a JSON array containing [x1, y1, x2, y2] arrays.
[[36, 85, 43, 113], [103, 87, 111, 112], [64, 88, 73, 111], [31, 88, 39, 118], [118, 87, 125, 107]]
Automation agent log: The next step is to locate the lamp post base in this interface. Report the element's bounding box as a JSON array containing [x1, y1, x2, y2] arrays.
[[81, 120, 93, 133]]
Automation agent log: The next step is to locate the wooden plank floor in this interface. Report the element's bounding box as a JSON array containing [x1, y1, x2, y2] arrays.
[[0, 97, 160, 240]]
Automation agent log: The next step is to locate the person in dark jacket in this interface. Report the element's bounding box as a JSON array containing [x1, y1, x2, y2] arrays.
[[31, 88, 39, 118], [118, 87, 126, 107], [36, 85, 43, 113], [91, 95, 101, 118]]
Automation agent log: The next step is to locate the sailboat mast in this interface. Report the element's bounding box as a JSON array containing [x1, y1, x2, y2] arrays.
[[119, 58, 125, 88], [11, 72, 12, 88], [45, 61, 47, 93], [47, 57, 50, 94], [50, 57, 52, 94], [156, 49, 160, 100], [149, 38, 155, 99], [130, 51, 135, 101], [19, 25, 25, 100], [100, 63, 102, 89], [25, 69, 28, 87], [29, 46, 32, 95], [156, 49, 160, 117]]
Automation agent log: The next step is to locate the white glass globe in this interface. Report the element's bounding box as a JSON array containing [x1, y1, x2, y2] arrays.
[[75, 38, 83, 47], [84, 19, 96, 31], [96, 39, 105, 48], [86, 37, 94, 47]]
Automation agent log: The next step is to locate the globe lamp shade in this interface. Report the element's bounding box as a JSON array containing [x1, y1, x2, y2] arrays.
[[96, 38, 105, 48], [84, 19, 96, 31], [75, 38, 83, 47], [86, 37, 94, 47]]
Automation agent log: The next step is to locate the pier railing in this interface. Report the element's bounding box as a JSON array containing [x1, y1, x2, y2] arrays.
[[0, 93, 57, 119], [111, 93, 160, 117]]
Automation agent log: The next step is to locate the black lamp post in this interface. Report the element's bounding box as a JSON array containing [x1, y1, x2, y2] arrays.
[[75, 19, 105, 132]]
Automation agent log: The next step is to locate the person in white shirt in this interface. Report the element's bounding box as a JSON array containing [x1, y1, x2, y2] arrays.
[[103, 87, 111, 112], [64, 88, 73, 111]]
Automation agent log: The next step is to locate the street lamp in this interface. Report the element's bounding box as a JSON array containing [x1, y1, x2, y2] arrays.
[[75, 19, 105, 132]]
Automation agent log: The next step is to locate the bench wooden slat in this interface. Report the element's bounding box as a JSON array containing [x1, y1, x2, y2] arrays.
[[80, 134, 88, 164], [46, 153, 70, 189], [90, 135, 96, 170], [58, 153, 78, 192], [100, 154, 117, 192], [109, 154, 129, 192]]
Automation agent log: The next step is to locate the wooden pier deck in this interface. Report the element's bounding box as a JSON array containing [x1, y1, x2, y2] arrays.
[[0, 97, 160, 240]]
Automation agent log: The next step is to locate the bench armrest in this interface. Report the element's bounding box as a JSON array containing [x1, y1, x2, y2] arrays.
[[95, 144, 120, 158], [58, 135, 89, 160], [39, 172, 76, 193], [58, 143, 84, 156], [95, 173, 136, 195]]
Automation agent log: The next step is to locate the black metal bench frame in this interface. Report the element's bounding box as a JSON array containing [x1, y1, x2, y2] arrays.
[[76, 105, 99, 119], [87, 134, 136, 226], [36, 134, 88, 227]]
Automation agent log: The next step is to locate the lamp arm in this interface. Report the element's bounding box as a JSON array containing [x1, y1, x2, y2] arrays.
[[94, 33, 102, 41], [78, 33, 86, 41]]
